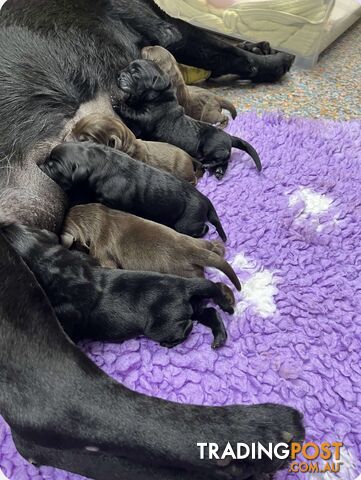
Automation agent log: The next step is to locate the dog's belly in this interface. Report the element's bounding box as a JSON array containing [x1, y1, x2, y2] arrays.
[[0, 93, 115, 232], [0, 165, 68, 232]]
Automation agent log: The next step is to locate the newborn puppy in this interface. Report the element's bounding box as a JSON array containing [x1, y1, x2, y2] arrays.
[[71, 114, 203, 184], [2, 223, 235, 348], [62, 203, 241, 290], [117, 59, 261, 179], [187, 85, 237, 128], [41, 141, 227, 241], [141, 46, 237, 128]]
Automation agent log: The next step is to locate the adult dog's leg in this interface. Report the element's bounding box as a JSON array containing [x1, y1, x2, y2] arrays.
[[11, 432, 208, 480], [109, 0, 182, 48], [109, 0, 293, 82], [0, 232, 304, 480], [168, 22, 295, 83]]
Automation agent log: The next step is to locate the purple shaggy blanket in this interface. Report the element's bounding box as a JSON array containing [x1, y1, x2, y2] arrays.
[[1, 113, 361, 480]]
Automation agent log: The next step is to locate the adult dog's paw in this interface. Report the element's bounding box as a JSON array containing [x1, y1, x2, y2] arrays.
[[154, 24, 182, 48], [237, 40, 275, 56], [250, 52, 295, 83], [207, 404, 305, 479]]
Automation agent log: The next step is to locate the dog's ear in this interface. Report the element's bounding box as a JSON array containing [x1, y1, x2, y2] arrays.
[[72, 163, 89, 184], [61, 233, 75, 249], [152, 70, 171, 92], [231, 136, 262, 172]]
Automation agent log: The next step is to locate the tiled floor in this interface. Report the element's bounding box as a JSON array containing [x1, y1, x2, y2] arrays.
[[209, 19, 361, 120]]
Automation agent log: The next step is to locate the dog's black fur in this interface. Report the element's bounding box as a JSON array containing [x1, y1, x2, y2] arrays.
[[2, 223, 233, 348], [41, 141, 228, 241], [0, 1, 303, 478], [0, 0, 295, 83], [0, 229, 305, 480], [117, 60, 262, 179]]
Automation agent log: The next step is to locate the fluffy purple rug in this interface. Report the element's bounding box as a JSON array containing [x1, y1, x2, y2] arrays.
[[1, 112, 361, 480]]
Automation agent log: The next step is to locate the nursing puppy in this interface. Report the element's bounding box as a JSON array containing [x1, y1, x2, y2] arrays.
[[41, 142, 227, 240], [62, 203, 241, 290], [2, 223, 234, 348], [71, 114, 203, 184], [117, 60, 261, 179], [141, 46, 237, 127]]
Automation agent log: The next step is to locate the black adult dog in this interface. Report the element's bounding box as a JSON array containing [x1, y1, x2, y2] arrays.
[[117, 59, 262, 178], [0, 1, 302, 479], [41, 141, 227, 240], [2, 223, 234, 348]]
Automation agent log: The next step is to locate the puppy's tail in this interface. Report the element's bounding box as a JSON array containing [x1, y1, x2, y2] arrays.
[[232, 136, 262, 172], [219, 98, 237, 120], [191, 248, 241, 291], [207, 202, 227, 242]]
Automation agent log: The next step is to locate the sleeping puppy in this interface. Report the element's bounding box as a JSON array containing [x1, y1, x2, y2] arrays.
[[41, 141, 227, 240], [70, 114, 204, 184], [2, 223, 235, 348], [62, 203, 241, 290], [187, 85, 237, 128], [141, 46, 237, 128], [116, 59, 261, 179]]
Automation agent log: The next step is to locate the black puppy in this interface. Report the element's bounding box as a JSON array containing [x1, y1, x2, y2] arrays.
[[41, 141, 227, 241], [2, 223, 234, 348], [117, 60, 262, 179]]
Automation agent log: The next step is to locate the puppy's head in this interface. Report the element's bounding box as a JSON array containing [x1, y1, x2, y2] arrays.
[[141, 46, 175, 65], [70, 114, 134, 151], [118, 59, 172, 107], [40, 142, 99, 191]]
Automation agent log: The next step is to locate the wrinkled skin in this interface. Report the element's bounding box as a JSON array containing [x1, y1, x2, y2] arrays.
[[0, 1, 301, 479]]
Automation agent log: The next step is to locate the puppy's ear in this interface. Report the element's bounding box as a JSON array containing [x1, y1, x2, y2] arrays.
[[231, 136, 262, 172], [72, 163, 89, 183], [61, 233, 75, 249], [152, 71, 171, 92]]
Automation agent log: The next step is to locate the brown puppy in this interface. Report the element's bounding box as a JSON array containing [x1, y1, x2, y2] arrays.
[[62, 203, 241, 291], [141, 46, 237, 127], [187, 85, 237, 128], [71, 114, 203, 184]]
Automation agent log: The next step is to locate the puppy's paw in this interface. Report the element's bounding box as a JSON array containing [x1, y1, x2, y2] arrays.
[[215, 166, 227, 180], [212, 325, 227, 349], [209, 240, 226, 257], [189, 175, 198, 186], [218, 114, 230, 129], [208, 164, 228, 180], [215, 282, 235, 314]]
